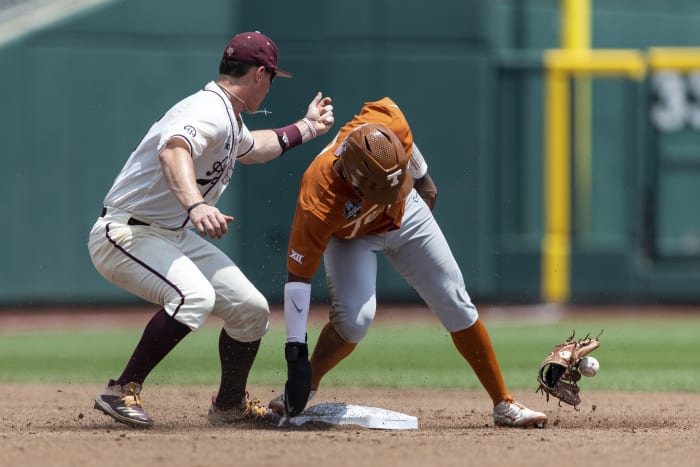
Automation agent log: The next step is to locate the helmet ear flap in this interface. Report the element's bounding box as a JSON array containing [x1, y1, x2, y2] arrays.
[[337, 141, 364, 191]]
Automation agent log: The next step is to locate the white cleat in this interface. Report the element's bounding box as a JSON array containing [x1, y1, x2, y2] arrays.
[[268, 389, 317, 417], [493, 399, 547, 428]]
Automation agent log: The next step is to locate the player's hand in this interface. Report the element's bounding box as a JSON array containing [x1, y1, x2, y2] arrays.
[[283, 342, 312, 417], [188, 203, 234, 239], [304, 92, 334, 137], [413, 173, 438, 210]]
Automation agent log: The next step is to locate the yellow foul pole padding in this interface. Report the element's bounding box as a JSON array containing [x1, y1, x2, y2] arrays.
[[564, 0, 594, 236], [542, 68, 571, 303], [648, 47, 700, 72], [541, 0, 591, 303], [541, 47, 646, 303], [562, 0, 591, 49]]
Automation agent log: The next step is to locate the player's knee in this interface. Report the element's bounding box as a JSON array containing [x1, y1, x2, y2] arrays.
[[332, 319, 370, 343], [188, 286, 217, 313], [329, 298, 375, 343], [335, 326, 365, 343], [244, 291, 270, 338], [171, 286, 217, 331], [222, 290, 270, 342], [434, 296, 479, 332]]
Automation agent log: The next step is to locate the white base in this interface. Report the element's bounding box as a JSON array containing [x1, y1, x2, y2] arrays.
[[279, 403, 419, 430]]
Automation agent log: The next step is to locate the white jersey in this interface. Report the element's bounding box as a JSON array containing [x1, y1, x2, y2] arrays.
[[103, 81, 253, 229]]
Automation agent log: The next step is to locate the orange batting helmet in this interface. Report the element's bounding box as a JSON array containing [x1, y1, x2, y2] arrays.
[[338, 123, 412, 205]]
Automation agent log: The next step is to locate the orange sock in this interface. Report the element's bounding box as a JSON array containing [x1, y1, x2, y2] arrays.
[[310, 322, 357, 390], [450, 319, 510, 405]]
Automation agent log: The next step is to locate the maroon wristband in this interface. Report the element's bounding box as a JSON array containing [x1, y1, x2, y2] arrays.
[[273, 123, 302, 154]]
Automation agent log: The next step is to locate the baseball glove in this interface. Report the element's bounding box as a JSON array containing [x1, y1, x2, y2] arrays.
[[536, 330, 602, 409]]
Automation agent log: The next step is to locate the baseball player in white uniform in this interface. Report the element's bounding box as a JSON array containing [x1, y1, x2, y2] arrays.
[[88, 31, 334, 428]]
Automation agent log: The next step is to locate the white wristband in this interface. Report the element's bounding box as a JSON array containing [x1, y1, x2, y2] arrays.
[[284, 282, 312, 343], [301, 117, 317, 139]]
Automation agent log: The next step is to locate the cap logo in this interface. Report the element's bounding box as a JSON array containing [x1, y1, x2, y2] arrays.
[[226, 46, 234, 56], [386, 168, 403, 187]]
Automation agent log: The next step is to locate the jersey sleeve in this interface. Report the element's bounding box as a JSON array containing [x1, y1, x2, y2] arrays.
[[235, 116, 255, 158], [157, 93, 229, 159], [286, 205, 334, 279]]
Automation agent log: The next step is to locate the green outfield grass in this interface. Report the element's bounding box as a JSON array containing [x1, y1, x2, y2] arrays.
[[1, 317, 698, 391]]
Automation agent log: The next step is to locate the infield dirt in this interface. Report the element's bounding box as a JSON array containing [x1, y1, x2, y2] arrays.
[[1, 305, 699, 467], [2, 384, 699, 467]]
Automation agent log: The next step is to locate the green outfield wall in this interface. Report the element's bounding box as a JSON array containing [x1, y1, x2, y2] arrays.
[[2, 0, 700, 305]]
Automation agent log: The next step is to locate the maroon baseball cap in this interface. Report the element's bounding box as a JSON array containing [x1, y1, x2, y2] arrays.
[[222, 31, 293, 78]]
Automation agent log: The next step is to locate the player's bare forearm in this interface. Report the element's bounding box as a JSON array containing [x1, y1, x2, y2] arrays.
[[241, 129, 290, 163], [239, 93, 334, 165], [414, 172, 438, 210], [159, 138, 205, 208], [160, 138, 234, 238]]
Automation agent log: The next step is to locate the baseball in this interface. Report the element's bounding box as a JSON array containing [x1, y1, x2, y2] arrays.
[[578, 356, 600, 377]]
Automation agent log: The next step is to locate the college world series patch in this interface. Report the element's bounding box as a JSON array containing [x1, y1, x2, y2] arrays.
[[344, 200, 362, 219]]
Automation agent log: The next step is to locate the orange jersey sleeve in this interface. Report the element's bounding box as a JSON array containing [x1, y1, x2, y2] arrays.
[[287, 98, 414, 279]]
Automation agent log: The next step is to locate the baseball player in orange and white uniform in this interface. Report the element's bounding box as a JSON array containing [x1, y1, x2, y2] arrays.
[[88, 31, 334, 428], [273, 97, 548, 428]]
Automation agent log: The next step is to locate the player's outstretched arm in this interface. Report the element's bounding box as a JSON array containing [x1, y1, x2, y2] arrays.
[[239, 92, 334, 164]]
